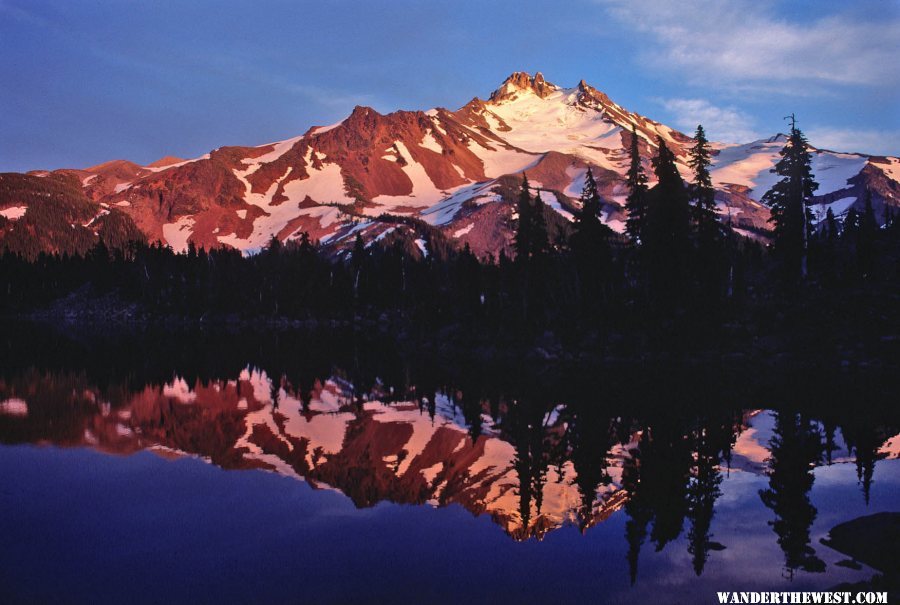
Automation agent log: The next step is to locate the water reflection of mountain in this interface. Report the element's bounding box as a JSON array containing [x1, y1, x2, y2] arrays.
[[2, 365, 898, 549], [2, 323, 900, 587]]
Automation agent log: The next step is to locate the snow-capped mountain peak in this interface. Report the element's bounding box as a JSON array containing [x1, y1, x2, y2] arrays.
[[2, 72, 898, 258]]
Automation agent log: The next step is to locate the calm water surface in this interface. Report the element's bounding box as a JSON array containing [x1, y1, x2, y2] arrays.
[[1, 325, 897, 604]]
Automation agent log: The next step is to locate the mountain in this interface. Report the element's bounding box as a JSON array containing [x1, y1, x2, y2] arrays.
[[2, 72, 898, 258]]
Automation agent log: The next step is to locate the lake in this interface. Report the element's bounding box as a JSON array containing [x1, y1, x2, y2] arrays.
[[1, 324, 897, 604]]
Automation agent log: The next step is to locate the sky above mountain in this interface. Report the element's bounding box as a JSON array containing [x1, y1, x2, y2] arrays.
[[1, 0, 898, 172]]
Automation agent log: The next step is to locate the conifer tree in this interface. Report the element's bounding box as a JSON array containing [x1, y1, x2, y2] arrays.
[[531, 190, 549, 261], [571, 167, 607, 258], [513, 175, 549, 263], [825, 207, 838, 241], [688, 124, 724, 292], [571, 167, 611, 308], [514, 175, 533, 262], [351, 233, 367, 301], [843, 207, 860, 238], [688, 125, 718, 241], [857, 189, 877, 277], [643, 136, 692, 290], [625, 127, 649, 244], [761, 119, 818, 281]]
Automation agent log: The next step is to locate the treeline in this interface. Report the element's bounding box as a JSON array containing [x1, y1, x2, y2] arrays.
[[0, 172, 147, 259], [2, 123, 899, 347]]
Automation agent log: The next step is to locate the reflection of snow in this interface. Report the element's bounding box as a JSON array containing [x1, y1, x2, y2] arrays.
[[729, 410, 774, 472], [879, 433, 900, 459], [163, 377, 197, 404], [0, 398, 28, 416]]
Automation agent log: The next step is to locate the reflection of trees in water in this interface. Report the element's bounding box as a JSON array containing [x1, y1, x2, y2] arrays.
[[565, 402, 615, 528], [3, 326, 900, 585], [687, 415, 737, 576], [759, 412, 826, 577], [623, 412, 738, 584], [841, 417, 891, 506], [506, 397, 552, 539]]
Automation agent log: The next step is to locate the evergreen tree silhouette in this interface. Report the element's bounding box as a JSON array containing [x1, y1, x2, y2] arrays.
[[825, 207, 839, 240], [530, 190, 550, 262], [688, 125, 718, 238], [688, 124, 724, 292], [514, 175, 535, 263], [857, 189, 877, 278], [759, 412, 825, 576], [644, 136, 692, 296], [571, 167, 611, 312], [762, 120, 818, 282], [625, 126, 649, 245]]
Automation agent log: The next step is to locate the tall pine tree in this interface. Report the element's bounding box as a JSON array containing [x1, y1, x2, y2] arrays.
[[643, 136, 692, 292], [514, 174, 534, 262], [688, 124, 718, 241], [571, 167, 611, 309], [688, 124, 723, 293], [514, 175, 549, 263], [857, 189, 877, 277], [571, 167, 608, 258], [530, 190, 549, 261], [761, 119, 818, 281], [625, 126, 649, 245]]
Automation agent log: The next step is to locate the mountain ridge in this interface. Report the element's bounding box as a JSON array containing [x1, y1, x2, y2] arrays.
[[2, 72, 898, 258]]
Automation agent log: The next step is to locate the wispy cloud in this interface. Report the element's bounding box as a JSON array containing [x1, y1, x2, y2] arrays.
[[806, 127, 900, 156], [595, 0, 900, 93], [660, 98, 760, 142]]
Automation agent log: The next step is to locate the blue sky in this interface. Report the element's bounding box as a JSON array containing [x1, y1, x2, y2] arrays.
[[1, 0, 898, 172]]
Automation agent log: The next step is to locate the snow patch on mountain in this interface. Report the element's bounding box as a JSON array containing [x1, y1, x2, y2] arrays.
[[419, 132, 443, 154], [538, 190, 574, 221], [251, 135, 304, 167], [812, 152, 867, 194], [371, 142, 449, 208], [712, 138, 868, 201], [484, 86, 628, 173], [877, 157, 900, 182], [711, 140, 785, 197], [421, 181, 500, 226], [284, 162, 354, 206], [466, 139, 541, 178], [0, 206, 28, 220], [162, 216, 196, 252], [453, 224, 474, 238], [808, 196, 857, 223]]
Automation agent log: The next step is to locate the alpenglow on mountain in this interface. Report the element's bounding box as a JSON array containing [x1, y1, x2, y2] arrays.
[[2, 72, 898, 258]]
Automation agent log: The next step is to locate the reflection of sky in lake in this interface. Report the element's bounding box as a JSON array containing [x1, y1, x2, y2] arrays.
[[1, 444, 897, 604]]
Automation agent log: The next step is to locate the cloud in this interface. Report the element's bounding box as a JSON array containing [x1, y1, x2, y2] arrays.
[[595, 0, 900, 92], [806, 127, 900, 156], [660, 98, 760, 142]]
